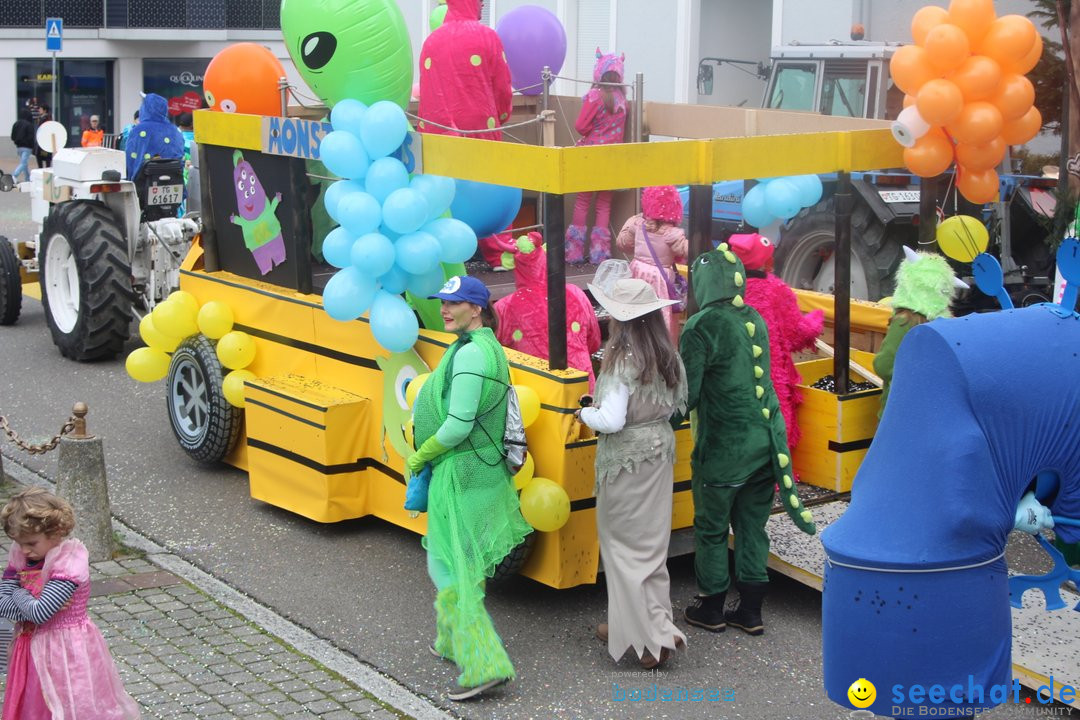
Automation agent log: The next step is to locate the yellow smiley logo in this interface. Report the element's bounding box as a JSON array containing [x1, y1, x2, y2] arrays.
[[847, 678, 876, 708]]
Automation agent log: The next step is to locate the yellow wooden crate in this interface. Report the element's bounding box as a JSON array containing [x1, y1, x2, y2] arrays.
[[793, 350, 881, 492]]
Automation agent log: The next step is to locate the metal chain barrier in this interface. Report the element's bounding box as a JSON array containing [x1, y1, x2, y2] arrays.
[[0, 404, 86, 456]]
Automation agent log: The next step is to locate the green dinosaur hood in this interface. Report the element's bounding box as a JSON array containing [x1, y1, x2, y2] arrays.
[[891, 252, 957, 320], [690, 245, 747, 308]]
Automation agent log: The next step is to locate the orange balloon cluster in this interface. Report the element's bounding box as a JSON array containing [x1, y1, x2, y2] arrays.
[[890, 0, 1043, 204]]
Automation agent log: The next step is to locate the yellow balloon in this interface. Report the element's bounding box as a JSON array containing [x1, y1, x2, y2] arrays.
[[152, 298, 198, 339], [936, 215, 989, 262], [138, 313, 180, 352], [197, 301, 235, 340], [513, 451, 535, 490], [216, 330, 257, 370], [125, 347, 170, 383], [168, 290, 200, 317], [515, 384, 540, 428], [222, 369, 256, 407], [406, 373, 430, 409], [519, 477, 570, 532]]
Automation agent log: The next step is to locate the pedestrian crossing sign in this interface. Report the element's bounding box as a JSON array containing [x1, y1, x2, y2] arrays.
[[45, 17, 62, 52]]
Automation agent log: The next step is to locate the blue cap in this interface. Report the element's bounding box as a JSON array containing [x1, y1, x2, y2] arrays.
[[429, 275, 490, 306]]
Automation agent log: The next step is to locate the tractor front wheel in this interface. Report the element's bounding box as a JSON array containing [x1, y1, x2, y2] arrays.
[[0, 236, 22, 325]]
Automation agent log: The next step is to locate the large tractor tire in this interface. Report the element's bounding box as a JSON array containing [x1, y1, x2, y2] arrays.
[[775, 197, 909, 302], [488, 532, 536, 588], [40, 201, 134, 360], [167, 334, 243, 465], [0, 236, 21, 325]]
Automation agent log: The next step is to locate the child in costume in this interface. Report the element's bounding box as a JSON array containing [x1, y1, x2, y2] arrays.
[[679, 244, 816, 637], [728, 232, 823, 450], [0, 487, 142, 719], [408, 275, 532, 701], [872, 247, 967, 416], [616, 185, 688, 341], [495, 232, 602, 390], [567, 48, 627, 265]]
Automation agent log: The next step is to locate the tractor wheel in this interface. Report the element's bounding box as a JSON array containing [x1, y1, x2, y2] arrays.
[[488, 532, 536, 587], [0, 236, 21, 325], [775, 197, 909, 302], [167, 334, 242, 465], [40, 201, 134, 360]]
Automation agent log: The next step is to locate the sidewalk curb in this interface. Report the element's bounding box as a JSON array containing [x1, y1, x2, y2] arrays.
[[1, 453, 454, 720]]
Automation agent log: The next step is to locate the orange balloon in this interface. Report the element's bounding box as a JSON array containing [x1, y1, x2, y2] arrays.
[[916, 79, 965, 125], [891, 45, 938, 96], [1000, 106, 1042, 145], [955, 136, 1007, 171], [956, 166, 1000, 204], [948, 0, 997, 46], [904, 129, 955, 177], [945, 101, 1003, 145], [924, 24, 971, 74], [203, 43, 287, 116], [1002, 32, 1043, 75], [912, 5, 949, 46], [948, 55, 1002, 102], [990, 74, 1035, 122], [977, 15, 1037, 70]]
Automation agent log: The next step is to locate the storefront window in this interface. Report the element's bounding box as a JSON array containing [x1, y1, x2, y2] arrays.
[[16, 59, 113, 146], [143, 59, 211, 117]]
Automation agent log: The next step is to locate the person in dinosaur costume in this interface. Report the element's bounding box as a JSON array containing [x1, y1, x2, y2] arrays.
[[728, 232, 823, 450], [679, 243, 816, 636], [872, 247, 967, 416], [494, 232, 602, 390], [124, 92, 184, 181]]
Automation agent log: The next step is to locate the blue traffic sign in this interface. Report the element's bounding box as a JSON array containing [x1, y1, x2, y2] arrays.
[[45, 18, 62, 53]]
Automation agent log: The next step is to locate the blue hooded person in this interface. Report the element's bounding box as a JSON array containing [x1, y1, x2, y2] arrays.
[[125, 93, 184, 180]]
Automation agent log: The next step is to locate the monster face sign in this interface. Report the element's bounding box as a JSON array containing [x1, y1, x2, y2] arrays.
[[281, 0, 414, 110], [229, 150, 286, 276]]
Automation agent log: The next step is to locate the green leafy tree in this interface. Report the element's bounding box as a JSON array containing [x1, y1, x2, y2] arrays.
[[1028, 0, 1070, 134]]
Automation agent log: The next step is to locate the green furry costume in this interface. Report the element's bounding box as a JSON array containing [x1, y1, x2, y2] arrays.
[[872, 251, 958, 415], [412, 327, 532, 687], [680, 245, 815, 596]]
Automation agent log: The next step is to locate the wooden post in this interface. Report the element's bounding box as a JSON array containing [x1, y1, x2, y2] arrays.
[[545, 192, 567, 370], [834, 171, 853, 393], [919, 174, 939, 248], [1065, 0, 1080, 199], [686, 184, 712, 316]]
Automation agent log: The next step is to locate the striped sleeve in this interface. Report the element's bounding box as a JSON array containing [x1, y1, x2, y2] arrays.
[[10, 580, 77, 624], [0, 578, 21, 619]]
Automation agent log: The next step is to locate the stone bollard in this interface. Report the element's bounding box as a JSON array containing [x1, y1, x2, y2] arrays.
[[55, 402, 115, 561]]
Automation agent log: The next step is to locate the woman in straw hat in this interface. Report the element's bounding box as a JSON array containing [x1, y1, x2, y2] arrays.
[[575, 260, 688, 669]]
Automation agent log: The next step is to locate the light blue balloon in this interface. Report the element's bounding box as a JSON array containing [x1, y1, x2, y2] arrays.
[[322, 226, 357, 269], [365, 157, 410, 204], [337, 191, 382, 237], [330, 99, 368, 137], [379, 263, 410, 294], [350, 233, 396, 277], [410, 174, 456, 219], [405, 263, 447, 298], [765, 178, 802, 220], [324, 179, 366, 223], [394, 232, 441, 275], [382, 188, 430, 235], [450, 179, 522, 238], [742, 184, 775, 228], [423, 217, 478, 264], [790, 174, 824, 208], [320, 130, 370, 180], [323, 266, 377, 321], [360, 101, 410, 160], [370, 290, 420, 353]]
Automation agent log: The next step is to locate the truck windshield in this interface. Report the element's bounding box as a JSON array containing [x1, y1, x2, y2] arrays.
[[767, 63, 816, 112], [820, 65, 866, 117]]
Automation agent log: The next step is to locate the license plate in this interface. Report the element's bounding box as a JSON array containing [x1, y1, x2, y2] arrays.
[[148, 184, 183, 206], [878, 190, 920, 203]]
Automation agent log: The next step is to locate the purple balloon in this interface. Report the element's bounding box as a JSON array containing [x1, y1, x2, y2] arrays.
[[496, 6, 567, 97]]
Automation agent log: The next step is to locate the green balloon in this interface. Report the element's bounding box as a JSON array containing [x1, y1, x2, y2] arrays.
[[281, 0, 413, 109], [429, 4, 448, 31]]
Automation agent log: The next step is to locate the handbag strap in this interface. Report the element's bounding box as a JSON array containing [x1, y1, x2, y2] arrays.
[[640, 221, 679, 298]]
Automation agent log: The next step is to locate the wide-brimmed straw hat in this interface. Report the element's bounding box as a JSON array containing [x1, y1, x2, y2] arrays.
[[588, 260, 678, 321]]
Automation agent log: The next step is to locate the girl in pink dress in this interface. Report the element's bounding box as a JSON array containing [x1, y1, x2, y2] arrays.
[[615, 185, 688, 342], [0, 487, 141, 719]]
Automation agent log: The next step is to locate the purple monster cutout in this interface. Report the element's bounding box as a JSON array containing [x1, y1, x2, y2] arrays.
[[228, 149, 286, 275]]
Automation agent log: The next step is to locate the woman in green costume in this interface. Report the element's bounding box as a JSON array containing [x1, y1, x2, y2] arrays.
[[407, 275, 532, 701]]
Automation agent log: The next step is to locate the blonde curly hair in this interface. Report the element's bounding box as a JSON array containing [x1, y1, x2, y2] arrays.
[[1, 487, 76, 540]]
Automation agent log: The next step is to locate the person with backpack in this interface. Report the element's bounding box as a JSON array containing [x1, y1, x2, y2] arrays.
[[10, 110, 35, 183], [407, 274, 532, 701]]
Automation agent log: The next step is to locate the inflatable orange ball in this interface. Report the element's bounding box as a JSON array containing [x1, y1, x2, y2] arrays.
[[911, 5, 948, 46], [917, 78, 965, 126], [955, 136, 1007, 172], [890, 45, 938, 96], [977, 15, 1037, 71], [203, 42, 287, 116], [948, 55, 1002, 103], [956, 166, 1000, 204], [945, 101, 1004, 145], [903, 129, 955, 178], [1000, 106, 1043, 146], [947, 0, 997, 47], [924, 23, 971, 74]]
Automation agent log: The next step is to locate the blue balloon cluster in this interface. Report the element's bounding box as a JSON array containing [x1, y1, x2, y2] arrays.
[[741, 174, 824, 229], [319, 99, 478, 353]]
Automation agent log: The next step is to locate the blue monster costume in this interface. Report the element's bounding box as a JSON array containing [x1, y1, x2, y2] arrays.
[[125, 93, 184, 180]]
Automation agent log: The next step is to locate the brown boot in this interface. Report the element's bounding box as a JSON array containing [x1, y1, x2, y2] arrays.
[[595, 623, 608, 642], [639, 647, 673, 669]]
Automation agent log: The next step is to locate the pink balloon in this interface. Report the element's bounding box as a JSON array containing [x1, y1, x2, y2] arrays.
[[495, 6, 567, 97]]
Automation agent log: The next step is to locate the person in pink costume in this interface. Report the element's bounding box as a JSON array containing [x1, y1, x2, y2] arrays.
[[417, 0, 512, 141], [567, 48, 627, 265], [0, 487, 141, 719], [616, 185, 688, 342], [495, 232, 602, 390], [728, 232, 824, 451], [476, 231, 517, 271]]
